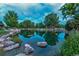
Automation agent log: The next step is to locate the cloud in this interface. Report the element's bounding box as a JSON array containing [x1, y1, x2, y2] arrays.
[[0, 3, 63, 23]]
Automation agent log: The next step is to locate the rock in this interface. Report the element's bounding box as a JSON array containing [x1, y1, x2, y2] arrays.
[[6, 37, 11, 40], [4, 41, 15, 47], [15, 53, 26, 56], [3, 43, 19, 51], [24, 44, 34, 55], [37, 42, 47, 48], [0, 43, 4, 48], [0, 38, 5, 42]]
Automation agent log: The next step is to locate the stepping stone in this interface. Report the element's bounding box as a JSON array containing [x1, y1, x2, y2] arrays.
[[37, 42, 47, 48], [24, 44, 34, 55]]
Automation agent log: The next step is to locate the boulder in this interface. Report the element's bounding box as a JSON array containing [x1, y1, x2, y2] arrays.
[[0, 43, 4, 48], [4, 41, 15, 47], [3, 43, 19, 51], [24, 44, 34, 55], [37, 42, 47, 48], [0, 38, 5, 42]]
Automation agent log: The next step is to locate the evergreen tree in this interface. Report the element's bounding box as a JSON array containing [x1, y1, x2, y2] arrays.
[[4, 10, 19, 27]]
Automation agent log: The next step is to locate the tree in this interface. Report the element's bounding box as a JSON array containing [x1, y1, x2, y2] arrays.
[[65, 19, 75, 31], [44, 13, 59, 28], [60, 3, 79, 18], [20, 20, 35, 38], [43, 13, 59, 45], [61, 30, 79, 56], [21, 20, 34, 28], [60, 3, 79, 31], [4, 10, 19, 27]]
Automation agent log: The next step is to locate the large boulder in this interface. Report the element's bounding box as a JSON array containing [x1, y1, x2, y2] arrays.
[[24, 44, 34, 55], [37, 42, 47, 48], [4, 41, 15, 47], [3, 43, 19, 51]]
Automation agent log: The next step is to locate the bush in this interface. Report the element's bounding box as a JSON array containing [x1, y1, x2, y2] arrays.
[[61, 30, 79, 56], [20, 30, 34, 38], [0, 29, 6, 36], [11, 35, 22, 45]]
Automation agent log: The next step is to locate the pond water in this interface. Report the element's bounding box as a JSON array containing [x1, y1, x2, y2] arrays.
[[19, 32, 65, 44], [5, 32, 65, 56]]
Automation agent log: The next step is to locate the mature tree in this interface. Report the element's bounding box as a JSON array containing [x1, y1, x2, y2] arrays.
[[21, 20, 34, 28], [44, 13, 59, 28], [4, 10, 19, 27], [20, 20, 35, 38], [43, 13, 59, 45], [61, 30, 79, 56], [60, 3, 79, 18], [65, 19, 76, 31], [60, 3, 79, 31]]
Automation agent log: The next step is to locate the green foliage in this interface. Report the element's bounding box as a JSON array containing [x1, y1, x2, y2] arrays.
[[65, 19, 75, 31], [60, 4, 79, 30], [44, 32, 58, 46], [44, 13, 59, 28], [35, 22, 45, 28], [4, 10, 19, 27], [0, 29, 6, 36], [65, 18, 79, 31], [20, 30, 34, 38], [0, 48, 5, 56], [61, 30, 79, 56], [11, 35, 22, 44], [60, 3, 79, 18], [19, 20, 35, 37], [21, 20, 35, 28]]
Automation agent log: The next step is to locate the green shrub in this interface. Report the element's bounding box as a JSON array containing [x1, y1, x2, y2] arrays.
[[0, 29, 6, 36], [0, 48, 5, 56], [61, 30, 79, 56], [11, 35, 22, 45]]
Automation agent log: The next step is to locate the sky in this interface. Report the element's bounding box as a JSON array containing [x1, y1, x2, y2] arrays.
[[0, 3, 66, 24]]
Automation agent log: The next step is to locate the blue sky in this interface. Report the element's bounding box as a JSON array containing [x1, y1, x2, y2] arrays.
[[0, 3, 66, 24]]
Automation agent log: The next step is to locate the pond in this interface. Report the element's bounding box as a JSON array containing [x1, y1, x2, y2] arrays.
[[5, 32, 65, 56]]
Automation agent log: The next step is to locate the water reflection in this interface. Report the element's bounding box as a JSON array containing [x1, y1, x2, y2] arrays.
[[18, 32, 65, 56], [5, 32, 65, 56]]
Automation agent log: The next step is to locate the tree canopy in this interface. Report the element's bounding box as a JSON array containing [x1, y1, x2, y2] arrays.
[[44, 13, 59, 28], [4, 11, 19, 27], [60, 3, 79, 31]]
